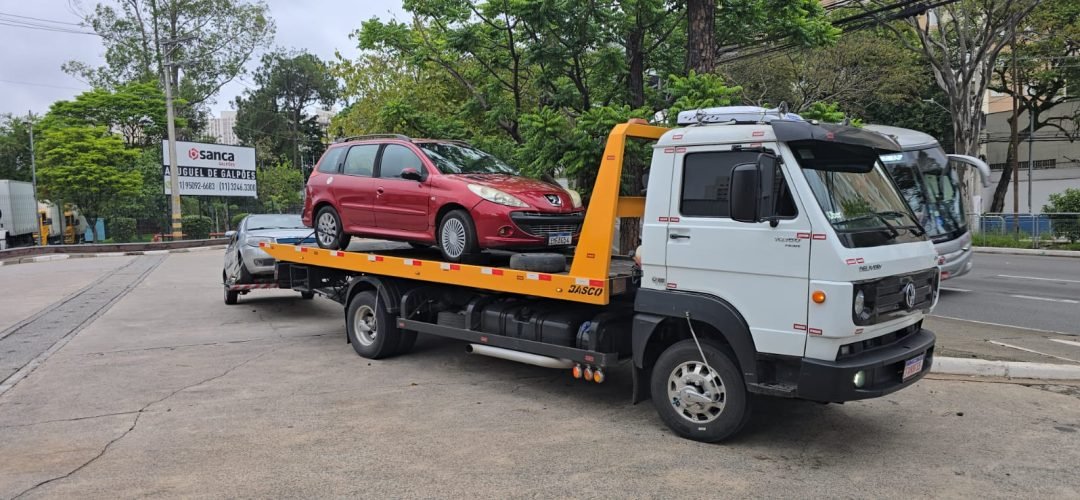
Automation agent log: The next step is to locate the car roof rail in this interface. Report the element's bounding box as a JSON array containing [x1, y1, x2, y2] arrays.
[[334, 133, 412, 143]]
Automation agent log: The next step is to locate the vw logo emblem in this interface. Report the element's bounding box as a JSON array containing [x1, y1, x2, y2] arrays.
[[903, 282, 917, 309]]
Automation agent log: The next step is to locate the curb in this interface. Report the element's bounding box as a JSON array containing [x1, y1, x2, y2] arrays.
[[932, 356, 1080, 381], [0, 245, 226, 267], [973, 246, 1080, 258]]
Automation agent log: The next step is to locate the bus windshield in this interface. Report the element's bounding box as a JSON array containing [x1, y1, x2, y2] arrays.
[[880, 147, 966, 240]]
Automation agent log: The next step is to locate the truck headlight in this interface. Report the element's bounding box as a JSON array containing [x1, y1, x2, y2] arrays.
[[566, 189, 583, 208], [854, 289, 865, 316], [467, 184, 528, 208]]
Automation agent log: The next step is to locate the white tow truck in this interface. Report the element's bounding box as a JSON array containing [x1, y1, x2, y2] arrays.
[[261, 107, 940, 442]]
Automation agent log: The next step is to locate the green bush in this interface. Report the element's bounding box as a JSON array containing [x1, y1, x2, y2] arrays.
[[110, 217, 137, 243], [1044, 188, 1080, 243], [231, 212, 249, 229], [182, 215, 212, 239]]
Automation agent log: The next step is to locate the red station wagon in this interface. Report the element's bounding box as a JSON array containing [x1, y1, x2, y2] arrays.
[[303, 135, 585, 261]]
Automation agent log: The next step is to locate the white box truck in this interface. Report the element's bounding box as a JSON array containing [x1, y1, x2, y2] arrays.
[[0, 180, 39, 248]]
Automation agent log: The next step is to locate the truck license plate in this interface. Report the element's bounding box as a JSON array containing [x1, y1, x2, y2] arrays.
[[902, 354, 925, 381], [548, 232, 572, 246]]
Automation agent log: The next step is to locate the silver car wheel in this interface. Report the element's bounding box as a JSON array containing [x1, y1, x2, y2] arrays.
[[317, 212, 337, 247], [667, 360, 726, 424], [352, 304, 377, 346], [441, 217, 467, 258]]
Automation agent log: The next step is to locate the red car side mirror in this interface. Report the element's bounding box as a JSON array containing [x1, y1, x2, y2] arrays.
[[401, 168, 423, 182]]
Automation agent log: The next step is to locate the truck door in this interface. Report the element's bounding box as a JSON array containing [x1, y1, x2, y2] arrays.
[[664, 144, 813, 357]]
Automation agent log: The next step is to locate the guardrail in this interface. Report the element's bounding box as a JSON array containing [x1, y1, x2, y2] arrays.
[[0, 238, 228, 261], [970, 212, 1080, 249]]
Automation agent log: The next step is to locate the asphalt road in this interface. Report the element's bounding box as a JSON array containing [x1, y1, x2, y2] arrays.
[[1, 250, 1079, 498], [934, 253, 1080, 335]]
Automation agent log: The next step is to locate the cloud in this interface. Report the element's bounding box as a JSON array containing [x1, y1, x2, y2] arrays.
[[0, 0, 406, 116]]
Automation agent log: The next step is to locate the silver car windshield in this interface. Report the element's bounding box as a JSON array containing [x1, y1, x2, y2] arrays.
[[245, 214, 305, 231]]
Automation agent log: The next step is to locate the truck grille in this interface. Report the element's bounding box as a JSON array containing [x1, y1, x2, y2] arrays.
[[855, 268, 938, 325]]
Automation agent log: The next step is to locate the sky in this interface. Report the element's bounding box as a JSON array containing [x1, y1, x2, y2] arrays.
[[0, 0, 407, 117]]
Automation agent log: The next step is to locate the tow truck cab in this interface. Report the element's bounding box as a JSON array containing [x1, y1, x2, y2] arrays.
[[634, 107, 939, 412]]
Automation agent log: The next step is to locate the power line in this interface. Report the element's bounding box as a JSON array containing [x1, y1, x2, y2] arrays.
[[0, 10, 83, 26], [0, 78, 91, 91], [0, 17, 97, 35]]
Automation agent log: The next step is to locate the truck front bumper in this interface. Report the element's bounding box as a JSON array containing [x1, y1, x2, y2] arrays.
[[796, 328, 935, 402]]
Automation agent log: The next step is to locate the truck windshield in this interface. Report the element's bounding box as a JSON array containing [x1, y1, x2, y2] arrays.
[[880, 148, 966, 241], [800, 162, 926, 247], [417, 142, 518, 175]]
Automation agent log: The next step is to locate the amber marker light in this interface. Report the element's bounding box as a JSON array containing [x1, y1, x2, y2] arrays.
[[812, 290, 827, 304]]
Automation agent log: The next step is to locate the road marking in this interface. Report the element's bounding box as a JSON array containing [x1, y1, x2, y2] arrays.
[[1049, 338, 1080, 349], [940, 287, 972, 293], [987, 340, 1080, 364], [1008, 294, 1079, 304], [930, 315, 1079, 337], [998, 274, 1080, 284]]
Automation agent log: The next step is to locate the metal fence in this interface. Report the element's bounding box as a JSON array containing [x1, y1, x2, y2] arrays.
[[970, 213, 1080, 248]]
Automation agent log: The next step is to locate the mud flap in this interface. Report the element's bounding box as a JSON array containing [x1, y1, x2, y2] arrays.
[[631, 364, 650, 404]]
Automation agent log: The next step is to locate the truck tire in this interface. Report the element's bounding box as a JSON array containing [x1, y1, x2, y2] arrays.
[[315, 205, 351, 250], [346, 290, 400, 359], [650, 339, 750, 442], [509, 253, 566, 273], [437, 210, 479, 262]]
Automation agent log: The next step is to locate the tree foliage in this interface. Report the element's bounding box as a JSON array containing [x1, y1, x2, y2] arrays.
[[256, 161, 304, 213], [43, 81, 179, 148], [0, 114, 35, 182], [234, 50, 339, 170], [35, 125, 142, 242]]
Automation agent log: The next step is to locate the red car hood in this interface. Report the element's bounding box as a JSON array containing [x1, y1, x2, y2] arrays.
[[453, 174, 579, 213]]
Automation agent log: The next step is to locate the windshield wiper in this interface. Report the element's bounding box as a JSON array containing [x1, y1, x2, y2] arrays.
[[834, 211, 926, 238]]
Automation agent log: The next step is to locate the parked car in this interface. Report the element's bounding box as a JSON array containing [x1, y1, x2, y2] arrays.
[[302, 136, 584, 261], [223, 214, 315, 285]]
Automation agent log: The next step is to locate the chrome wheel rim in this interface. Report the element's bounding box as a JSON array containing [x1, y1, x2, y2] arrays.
[[441, 218, 467, 258], [317, 212, 337, 247], [667, 360, 726, 423], [353, 304, 377, 346]]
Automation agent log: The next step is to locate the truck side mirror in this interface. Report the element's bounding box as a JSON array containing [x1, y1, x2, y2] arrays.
[[729, 153, 780, 225], [730, 164, 760, 223]]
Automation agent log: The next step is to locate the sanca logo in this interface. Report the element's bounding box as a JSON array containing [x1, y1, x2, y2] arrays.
[[187, 147, 236, 162]]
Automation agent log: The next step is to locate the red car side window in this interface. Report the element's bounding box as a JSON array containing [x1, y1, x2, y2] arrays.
[[343, 145, 378, 177], [379, 144, 424, 179]]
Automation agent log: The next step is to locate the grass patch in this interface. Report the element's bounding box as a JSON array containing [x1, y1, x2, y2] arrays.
[[971, 232, 1080, 251]]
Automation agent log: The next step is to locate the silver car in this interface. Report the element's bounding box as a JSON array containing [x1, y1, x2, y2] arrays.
[[223, 214, 315, 285]]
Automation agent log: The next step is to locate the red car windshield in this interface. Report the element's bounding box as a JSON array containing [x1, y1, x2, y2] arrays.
[[417, 142, 518, 175]]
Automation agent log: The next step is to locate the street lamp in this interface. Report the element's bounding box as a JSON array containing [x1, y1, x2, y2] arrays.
[[922, 98, 950, 113]]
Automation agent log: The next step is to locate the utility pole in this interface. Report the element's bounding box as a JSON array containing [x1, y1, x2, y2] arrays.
[[28, 111, 41, 246], [1009, 33, 1020, 233], [162, 35, 193, 240]]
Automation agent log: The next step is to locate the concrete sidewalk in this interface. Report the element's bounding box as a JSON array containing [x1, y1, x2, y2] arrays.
[[927, 316, 1080, 380]]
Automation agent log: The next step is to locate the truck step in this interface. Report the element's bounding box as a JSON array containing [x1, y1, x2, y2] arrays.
[[747, 382, 797, 398]]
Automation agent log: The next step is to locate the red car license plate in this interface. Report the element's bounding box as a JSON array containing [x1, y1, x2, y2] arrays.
[[902, 354, 925, 381], [548, 232, 572, 246]]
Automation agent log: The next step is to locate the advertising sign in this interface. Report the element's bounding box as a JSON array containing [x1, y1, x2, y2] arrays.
[[162, 141, 257, 197]]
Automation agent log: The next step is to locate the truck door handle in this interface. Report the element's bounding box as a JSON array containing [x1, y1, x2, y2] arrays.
[[669, 233, 690, 240]]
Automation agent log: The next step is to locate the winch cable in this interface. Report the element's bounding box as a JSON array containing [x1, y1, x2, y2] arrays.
[[684, 312, 722, 398]]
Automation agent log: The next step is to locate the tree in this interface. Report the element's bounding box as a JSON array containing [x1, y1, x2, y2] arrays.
[[65, 0, 275, 131], [1043, 188, 1080, 242], [234, 50, 339, 171], [257, 161, 304, 213], [43, 82, 179, 148], [35, 126, 142, 242], [0, 114, 35, 182], [872, 0, 1038, 157], [986, 0, 1080, 212]]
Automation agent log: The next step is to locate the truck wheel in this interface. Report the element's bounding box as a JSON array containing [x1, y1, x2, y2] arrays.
[[315, 206, 351, 250], [650, 339, 750, 442], [437, 210, 479, 262], [346, 290, 400, 359]]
